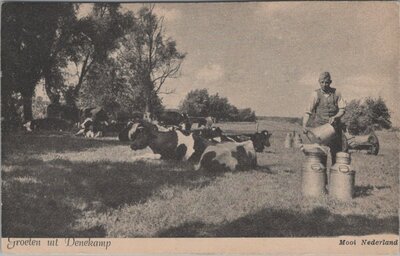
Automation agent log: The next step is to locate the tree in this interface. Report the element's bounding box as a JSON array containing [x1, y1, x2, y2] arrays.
[[2, 3, 74, 121], [118, 5, 185, 118], [208, 93, 231, 122], [179, 89, 257, 122], [32, 96, 50, 119], [179, 89, 210, 117], [237, 108, 257, 122], [342, 97, 392, 135], [40, 3, 78, 104], [78, 58, 164, 119], [65, 3, 135, 106]]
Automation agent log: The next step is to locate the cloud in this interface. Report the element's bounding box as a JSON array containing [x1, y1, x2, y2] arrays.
[[196, 64, 224, 83], [339, 75, 387, 96]]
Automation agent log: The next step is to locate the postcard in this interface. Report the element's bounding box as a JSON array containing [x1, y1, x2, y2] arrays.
[[1, 1, 399, 255]]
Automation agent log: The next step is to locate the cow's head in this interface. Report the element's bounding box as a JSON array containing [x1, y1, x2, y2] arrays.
[[251, 130, 271, 152], [80, 118, 93, 129], [129, 121, 158, 150], [200, 127, 223, 140], [118, 121, 136, 141]]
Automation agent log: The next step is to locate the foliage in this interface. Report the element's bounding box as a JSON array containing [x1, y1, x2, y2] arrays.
[[342, 97, 392, 135], [117, 5, 185, 115], [179, 89, 256, 122], [32, 96, 50, 119], [65, 3, 135, 104], [179, 89, 210, 117], [1, 3, 76, 120], [236, 108, 257, 122], [79, 58, 164, 119]]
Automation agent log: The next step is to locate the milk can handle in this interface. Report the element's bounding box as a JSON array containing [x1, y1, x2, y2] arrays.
[[339, 165, 350, 173], [311, 164, 322, 171]]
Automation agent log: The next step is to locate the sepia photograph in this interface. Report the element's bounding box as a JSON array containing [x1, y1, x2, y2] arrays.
[[1, 1, 399, 254]]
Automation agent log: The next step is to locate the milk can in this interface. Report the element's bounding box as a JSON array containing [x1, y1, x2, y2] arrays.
[[293, 132, 303, 148], [328, 152, 355, 201], [284, 132, 294, 148], [307, 123, 336, 145], [302, 151, 328, 198]]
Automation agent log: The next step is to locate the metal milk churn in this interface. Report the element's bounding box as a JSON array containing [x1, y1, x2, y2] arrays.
[[293, 132, 303, 148], [301, 149, 328, 198], [284, 132, 294, 148], [307, 123, 336, 145], [328, 152, 355, 201]]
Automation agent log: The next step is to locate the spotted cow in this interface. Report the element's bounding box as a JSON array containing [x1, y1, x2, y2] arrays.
[[128, 120, 211, 161], [23, 118, 71, 132], [195, 140, 257, 172]]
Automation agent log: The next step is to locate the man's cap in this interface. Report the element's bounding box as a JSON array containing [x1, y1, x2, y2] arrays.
[[319, 72, 331, 81]]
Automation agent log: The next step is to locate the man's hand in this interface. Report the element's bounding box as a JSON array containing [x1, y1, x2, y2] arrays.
[[329, 116, 339, 125]]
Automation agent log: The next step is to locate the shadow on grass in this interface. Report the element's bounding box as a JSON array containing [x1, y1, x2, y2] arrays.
[[354, 185, 374, 198], [157, 207, 399, 237], [2, 158, 222, 237], [2, 133, 123, 160]]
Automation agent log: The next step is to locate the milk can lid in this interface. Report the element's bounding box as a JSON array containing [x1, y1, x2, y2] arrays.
[[336, 152, 350, 158]]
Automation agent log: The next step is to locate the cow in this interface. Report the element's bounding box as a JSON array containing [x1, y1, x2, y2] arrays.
[[195, 140, 257, 172], [75, 107, 109, 137], [185, 116, 214, 129], [79, 107, 108, 124], [157, 111, 191, 130], [188, 117, 207, 128], [23, 118, 71, 132], [118, 121, 136, 141], [198, 128, 271, 153], [128, 120, 211, 161], [225, 130, 271, 153], [75, 117, 108, 138], [195, 127, 224, 141], [47, 103, 80, 125]]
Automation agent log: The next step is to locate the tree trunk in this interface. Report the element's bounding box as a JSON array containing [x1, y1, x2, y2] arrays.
[[21, 92, 33, 121], [44, 72, 60, 104], [144, 90, 152, 121], [143, 75, 153, 121]]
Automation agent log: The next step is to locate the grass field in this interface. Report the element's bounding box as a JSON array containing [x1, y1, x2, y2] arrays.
[[2, 120, 399, 237]]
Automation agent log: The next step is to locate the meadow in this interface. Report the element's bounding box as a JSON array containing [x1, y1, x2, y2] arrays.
[[2, 120, 398, 237]]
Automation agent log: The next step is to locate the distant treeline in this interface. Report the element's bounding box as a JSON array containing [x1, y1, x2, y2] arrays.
[[257, 116, 302, 125]]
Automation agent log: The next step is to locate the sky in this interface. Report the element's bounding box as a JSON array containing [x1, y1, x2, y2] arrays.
[[38, 2, 399, 125]]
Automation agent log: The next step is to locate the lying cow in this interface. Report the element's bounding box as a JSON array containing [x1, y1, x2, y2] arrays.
[[119, 120, 182, 142], [226, 130, 271, 153], [199, 128, 271, 153], [75, 117, 107, 138], [23, 118, 71, 132], [157, 111, 187, 126], [118, 121, 136, 141], [195, 140, 257, 172], [128, 120, 211, 161], [79, 107, 108, 125]]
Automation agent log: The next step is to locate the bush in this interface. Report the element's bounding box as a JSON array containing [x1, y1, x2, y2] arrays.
[[342, 97, 391, 135], [179, 89, 256, 122]]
